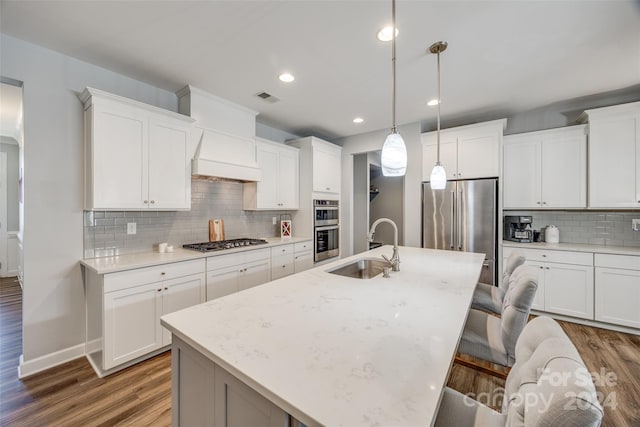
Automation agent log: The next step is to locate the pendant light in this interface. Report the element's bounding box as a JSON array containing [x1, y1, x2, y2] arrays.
[[429, 41, 448, 190], [380, 0, 407, 177]]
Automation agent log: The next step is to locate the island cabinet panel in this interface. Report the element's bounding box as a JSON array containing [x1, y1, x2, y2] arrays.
[[172, 336, 289, 427], [595, 254, 640, 328], [81, 87, 194, 211]]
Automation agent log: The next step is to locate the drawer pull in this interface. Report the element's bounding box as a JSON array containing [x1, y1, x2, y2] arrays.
[[161, 272, 166, 275], [157, 288, 162, 292]]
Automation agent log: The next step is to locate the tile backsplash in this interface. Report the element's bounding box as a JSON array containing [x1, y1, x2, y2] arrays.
[[505, 211, 640, 247], [84, 179, 290, 258]]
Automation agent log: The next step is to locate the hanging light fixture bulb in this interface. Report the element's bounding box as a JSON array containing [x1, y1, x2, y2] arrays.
[[429, 41, 448, 190], [380, 0, 407, 177]]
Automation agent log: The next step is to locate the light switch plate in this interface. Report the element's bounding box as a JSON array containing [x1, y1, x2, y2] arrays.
[[632, 219, 640, 232], [272, 216, 277, 225], [127, 222, 137, 235]]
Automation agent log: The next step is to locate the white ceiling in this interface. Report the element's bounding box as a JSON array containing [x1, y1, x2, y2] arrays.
[[1, 1, 639, 140]]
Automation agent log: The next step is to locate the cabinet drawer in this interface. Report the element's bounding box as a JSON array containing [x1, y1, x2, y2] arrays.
[[271, 253, 294, 280], [294, 241, 313, 253], [271, 244, 294, 257], [504, 247, 592, 266], [207, 253, 244, 271], [245, 248, 270, 262], [105, 259, 205, 293], [595, 253, 640, 271]]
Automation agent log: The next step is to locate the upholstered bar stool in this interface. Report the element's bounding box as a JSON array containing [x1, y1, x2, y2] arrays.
[[472, 250, 526, 315], [435, 316, 603, 427], [456, 265, 538, 373]]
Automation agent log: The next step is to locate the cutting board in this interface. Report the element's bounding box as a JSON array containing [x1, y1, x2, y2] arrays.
[[209, 219, 225, 242]]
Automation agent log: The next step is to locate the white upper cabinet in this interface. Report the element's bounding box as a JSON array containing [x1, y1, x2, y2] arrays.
[[581, 102, 640, 208], [287, 136, 342, 198], [312, 142, 342, 193], [503, 125, 587, 209], [81, 87, 194, 210], [422, 119, 506, 181], [243, 138, 299, 210]]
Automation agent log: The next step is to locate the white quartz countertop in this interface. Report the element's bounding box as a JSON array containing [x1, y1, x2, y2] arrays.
[[502, 241, 640, 256], [161, 246, 485, 427], [80, 236, 312, 274]]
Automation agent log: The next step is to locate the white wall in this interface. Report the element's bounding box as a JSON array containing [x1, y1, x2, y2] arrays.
[[337, 122, 421, 257], [0, 34, 177, 372]]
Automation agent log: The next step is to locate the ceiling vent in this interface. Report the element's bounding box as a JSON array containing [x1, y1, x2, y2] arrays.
[[255, 91, 280, 103]]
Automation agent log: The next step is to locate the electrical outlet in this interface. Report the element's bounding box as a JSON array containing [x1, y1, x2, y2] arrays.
[[632, 219, 640, 232], [272, 216, 277, 225], [127, 222, 137, 235]]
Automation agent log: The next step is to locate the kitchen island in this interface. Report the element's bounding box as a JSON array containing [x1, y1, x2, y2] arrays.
[[161, 246, 485, 426]]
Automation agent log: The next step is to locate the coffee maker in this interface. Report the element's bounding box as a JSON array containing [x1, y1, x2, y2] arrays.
[[504, 216, 534, 243]]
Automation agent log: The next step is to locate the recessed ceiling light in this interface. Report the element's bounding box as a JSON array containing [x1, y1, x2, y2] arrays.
[[377, 26, 398, 42], [427, 99, 440, 106], [279, 73, 295, 83], [353, 117, 364, 124]]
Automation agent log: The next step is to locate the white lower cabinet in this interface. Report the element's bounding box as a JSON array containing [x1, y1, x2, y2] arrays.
[[87, 259, 206, 374], [503, 247, 594, 320], [595, 254, 640, 328], [271, 240, 314, 280], [271, 244, 294, 280], [172, 336, 288, 427], [294, 241, 313, 273], [206, 249, 271, 300]]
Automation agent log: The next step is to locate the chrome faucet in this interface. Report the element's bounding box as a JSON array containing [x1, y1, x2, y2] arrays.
[[367, 218, 400, 272]]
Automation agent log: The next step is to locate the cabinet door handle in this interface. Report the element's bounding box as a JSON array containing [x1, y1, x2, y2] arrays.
[[144, 200, 149, 204], [326, 187, 330, 191], [539, 266, 543, 269], [542, 254, 547, 257], [545, 267, 550, 270], [161, 272, 166, 275], [542, 201, 547, 205], [164, 287, 168, 290], [150, 200, 155, 204], [536, 201, 541, 204], [282, 265, 286, 268], [157, 288, 162, 292]]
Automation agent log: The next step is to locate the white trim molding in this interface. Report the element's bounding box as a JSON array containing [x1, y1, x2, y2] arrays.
[[18, 343, 85, 378]]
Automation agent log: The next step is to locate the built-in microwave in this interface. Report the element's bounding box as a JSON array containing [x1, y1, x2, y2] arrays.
[[314, 199, 339, 226]]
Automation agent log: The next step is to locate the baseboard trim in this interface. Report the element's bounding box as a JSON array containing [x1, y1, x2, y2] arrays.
[[18, 343, 86, 379], [531, 310, 640, 336]]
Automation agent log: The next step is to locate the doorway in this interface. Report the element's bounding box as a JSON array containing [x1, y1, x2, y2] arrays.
[[353, 151, 404, 254], [0, 79, 23, 279]]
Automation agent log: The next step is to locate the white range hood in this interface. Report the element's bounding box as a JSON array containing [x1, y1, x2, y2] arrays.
[[191, 127, 261, 182], [177, 85, 262, 182]]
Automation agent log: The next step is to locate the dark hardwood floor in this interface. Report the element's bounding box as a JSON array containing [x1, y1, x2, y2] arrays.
[[1, 276, 639, 426]]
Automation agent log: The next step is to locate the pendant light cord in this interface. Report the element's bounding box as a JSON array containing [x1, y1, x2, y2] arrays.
[[436, 49, 441, 164], [391, 0, 397, 134]]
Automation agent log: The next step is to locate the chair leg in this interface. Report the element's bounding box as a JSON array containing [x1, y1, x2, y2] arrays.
[[454, 355, 510, 380]]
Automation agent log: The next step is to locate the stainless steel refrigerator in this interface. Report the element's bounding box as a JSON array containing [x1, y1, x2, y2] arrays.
[[422, 178, 498, 285]]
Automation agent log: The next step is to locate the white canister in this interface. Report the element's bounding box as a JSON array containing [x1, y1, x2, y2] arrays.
[[546, 225, 559, 243]]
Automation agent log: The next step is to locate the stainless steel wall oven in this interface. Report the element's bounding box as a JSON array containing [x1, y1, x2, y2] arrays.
[[314, 200, 339, 262]]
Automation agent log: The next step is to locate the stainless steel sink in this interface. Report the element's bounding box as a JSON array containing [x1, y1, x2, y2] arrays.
[[328, 258, 389, 279]]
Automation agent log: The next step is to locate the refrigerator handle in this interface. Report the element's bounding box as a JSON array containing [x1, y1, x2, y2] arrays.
[[458, 188, 463, 250], [450, 190, 455, 249]]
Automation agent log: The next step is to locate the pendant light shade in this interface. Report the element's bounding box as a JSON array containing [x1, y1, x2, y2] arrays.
[[381, 0, 407, 177], [430, 162, 447, 189], [381, 132, 407, 176], [429, 41, 448, 190]]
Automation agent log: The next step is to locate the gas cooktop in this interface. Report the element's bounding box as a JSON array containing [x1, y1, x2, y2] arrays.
[[183, 238, 269, 252]]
